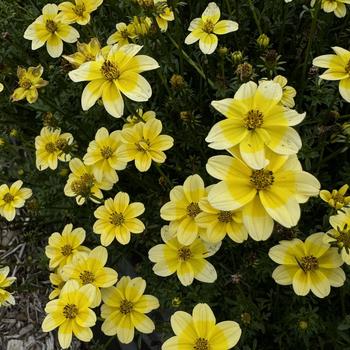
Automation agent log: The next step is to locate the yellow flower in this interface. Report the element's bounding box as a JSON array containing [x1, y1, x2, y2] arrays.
[[83, 127, 127, 183], [0, 83, 4, 92], [101, 276, 159, 344], [119, 118, 174, 172], [320, 184, 350, 209], [35, 126, 73, 170], [160, 174, 207, 245], [154, 0, 175, 32], [49, 269, 65, 300], [272, 75, 297, 108], [313, 46, 350, 102], [123, 108, 156, 129], [148, 225, 219, 286], [162, 303, 241, 350], [0, 266, 16, 307], [63, 37, 101, 68], [130, 16, 153, 37], [62, 246, 118, 307], [42, 280, 96, 349], [24, 4, 80, 58], [107, 22, 136, 46], [269, 232, 345, 298], [11, 65, 48, 104], [68, 43, 159, 118], [206, 150, 320, 241], [206, 80, 305, 169], [311, 0, 350, 18], [93, 191, 145, 246], [64, 158, 113, 205], [58, 0, 103, 25], [185, 2, 238, 55], [45, 223, 90, 269], [0, 180, 32, 221]]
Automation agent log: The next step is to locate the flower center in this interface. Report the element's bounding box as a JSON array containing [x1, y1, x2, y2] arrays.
[[300, 255, 318, 272], [250, 169, 274, 191], [20, 79, 32, 89], [45, 20, 58, 34], [3, 193, 14, 203], [121, 29, 129, 39], [100, 146, 114, 159], [120, 300, 133, 314], [61, 244, 73, 256], [178, 247, 192, 261], [135, 138, 151, 152], [186, 202, 201, 218], [218, 210, 233, 223], [203, 20, 215, 34], [110, 212, 125, 226], [333, 193, 345, 204], [194, 338, 210, 350], [71, 173, 95, 198], [45, 142, 57, 154], [101, 60, 120, 80], [345, 60, 350, 74], [244, 109, 264, 130], [79, 270, 95, 285], [63, 304, 78, 319], [336, 228, 350, 248], [74, 4, 86, 16]]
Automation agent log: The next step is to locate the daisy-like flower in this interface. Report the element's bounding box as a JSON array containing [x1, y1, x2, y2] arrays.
[[272, 75, 297, 108], [64, 158, 113, 205], [119, 118, 174, 172], [83, 128, 127, 183], [58, 0, 103, 25], [269, 232, 345, 298], [45, 224, 90, 269], [23, 4, 80, 58], [122, 108, 156, 129], [206, 150, 320, 241], [0, 266, 16, 307], [320, 184, 350, 209], [0, 181, 32, 221], [160, 174, 207, 245], [101, 276, 159, 344], [11, 65, 48, 104], [153, 0, 175, 32], [68, 43, 159, 118], [107, 22, 136, 46], [93, 191, 145, 246], [149, 225, 220, 286], [313, 47, 350, 102], [62, 246, 118, 307], [185, 2, 238, 55], [206, 80, 306, 170], [63, 38, 101, 68], [35, 126, 73, 170], [162, 303, 241, 350], [49, 269, 65, 300], [311, 0, 350, 18], [42, 280, 96, 349]]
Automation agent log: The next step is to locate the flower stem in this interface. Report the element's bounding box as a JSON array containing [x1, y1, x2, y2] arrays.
[[247, 0, 262, 34]]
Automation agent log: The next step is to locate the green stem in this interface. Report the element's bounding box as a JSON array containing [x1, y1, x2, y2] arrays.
[[247, 0, 262, 34]]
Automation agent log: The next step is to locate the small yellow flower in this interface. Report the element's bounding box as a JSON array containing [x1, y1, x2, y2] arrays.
[[272, 75, 297, 108], [0, 180, 32, 221], [149, 225, 219, 286], [0, 266, 16, 307], [49, 269, 65, 300], [185, 2, 238, 54], [45, 223, 90, 269], [101, 276, 159, 344], [58, 0, 103, 25], [269, 232, 345, 298], [257, 33, 270, 48], [11, 65, 48, 104], [154, 0, 175, 32], [107, 22, 136, 46], [24, 4, 80, 58], [311, 0, 350, 18], [93, 191, 145, 246], [62, 246, 118, 307], [35, 127, 73, 170], [123, 109, 156, 129], [42, 280, 96, 349], [319, 184, 350, 209], [162, 303, 242, 350]]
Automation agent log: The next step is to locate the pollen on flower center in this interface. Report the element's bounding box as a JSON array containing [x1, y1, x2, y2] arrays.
[[101, 60, 120, 80], [186, 202, 201, 218], [333, 193, 345, 204], [203, 20, 215, 33], [120, 299, 133, 314], [110, 212, 125, 226], [218, 210, 233, 223], [120, 29, 129, 39], [63, 303, 78, 319], [61, 244, 73, 256], [250, 169, 274, 190], [100, 146, 114, 159], [300, 255, 319, 271], [79, 270, 95, 284], [74, 4, 86, 16], [45, 142, 57, 153], [337, 228, 350, 248], [135, 138, 151, 152], [194, 337, 210, 350], [45, 20, 58, 34], [71, 173, 95, 197], [20, 79, 32, 89], [178, 247, 192, 261], [244, 109, 264, 130], [3, 193, 14, 203]]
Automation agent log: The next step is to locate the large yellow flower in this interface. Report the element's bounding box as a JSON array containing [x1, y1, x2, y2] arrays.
[[42, 280, 96, 349], [11, 65, 48, 104], [83, 127, 127, 183], [62, 246, 118, 307], [311, 0, 350, 18], [35, 126, 73, 170], [313, 47, 350, 102], [107, 22, 136, 46], [58, 0, 103, 25], [0, 266, 16, 307], [269, 233, 345, 298], [101, 276, 159, 343], [154, 0, 175, 32], [45, 224, 90, 269], [206, 80, 305, 169], [0, 180, 32, 221], [185, 2, 238, 54], [162, 303, 242, 350], [119, 118, 174, 172], [148, 225, 219, 286], [160, 174, 207, 245], [68, 43, 159, 118], [93, 192, 145, 246], [24, 4, 80, 58], [320, 184, 350, 209], [206, 150, 320, 241]]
